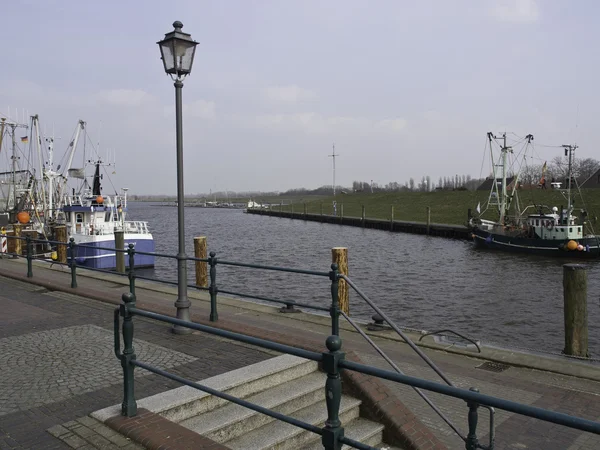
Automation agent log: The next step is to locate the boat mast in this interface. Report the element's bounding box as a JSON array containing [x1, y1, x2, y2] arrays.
[[562, 144, 577, 214]]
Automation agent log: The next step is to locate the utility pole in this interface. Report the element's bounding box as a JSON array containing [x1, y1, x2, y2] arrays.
[[329, 143, 338, 217], [329, 143, 338, 195]]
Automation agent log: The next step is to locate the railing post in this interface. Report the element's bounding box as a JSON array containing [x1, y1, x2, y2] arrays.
[[25, 235, 33, 278], [119, 292, 137, 417], [127, 244, 136, 296], [465, 387, 480, 450], [329, 263, 340, 336], [69, 238, 77, 288], [321, 334, 345, 450], [209, 251, 218, 322]]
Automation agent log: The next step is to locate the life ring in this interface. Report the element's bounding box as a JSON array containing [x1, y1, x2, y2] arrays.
[[546, 221, 554, 231]]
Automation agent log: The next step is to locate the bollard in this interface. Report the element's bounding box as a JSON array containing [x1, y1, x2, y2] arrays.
[[26, 235, 33, 278], [321, 334, 345, 450], [69, 238, 77, 288], [426, 206, 431, 235], [127, 244, 136, 296], [115, 230, 125, 273], [55, 225, 68, 263], [465, 387, 480, 450], [390, 205, 394, 231], [119, 292, 137, 417], [194, 236, 208, 288], [563, 264, 588, 357], [13, 224, 22, 256], [331, 247, 349, 316], [208, 251, 218, 322]]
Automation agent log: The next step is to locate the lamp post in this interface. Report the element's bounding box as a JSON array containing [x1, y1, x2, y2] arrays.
[[158, 21, 198, 334]]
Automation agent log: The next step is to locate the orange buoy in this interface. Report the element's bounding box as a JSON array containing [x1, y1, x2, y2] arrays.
[[567, 240, 578, 251], [16, 211, 30, 224], [96, 196, 104, 204]]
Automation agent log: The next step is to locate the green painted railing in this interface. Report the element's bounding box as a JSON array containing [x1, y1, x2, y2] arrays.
[[4, 234, 600, 449]]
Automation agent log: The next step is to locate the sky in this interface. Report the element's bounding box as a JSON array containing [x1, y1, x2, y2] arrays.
[[1, 0, 599, 196]]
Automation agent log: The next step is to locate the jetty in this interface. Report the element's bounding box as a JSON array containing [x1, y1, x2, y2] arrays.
[[1, 256, 600, 449], [246, 208, 470, 239]]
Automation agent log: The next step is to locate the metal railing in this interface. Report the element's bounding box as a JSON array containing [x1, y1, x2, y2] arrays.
[[3, 233, 600, 449]]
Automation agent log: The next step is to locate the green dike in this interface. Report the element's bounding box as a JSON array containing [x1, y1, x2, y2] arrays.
[[237, 189, 600, 227]]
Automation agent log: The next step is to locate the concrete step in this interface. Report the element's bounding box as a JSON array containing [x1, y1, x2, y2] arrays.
[[224, 395, 362, 450], [301, 417, 385, 450], [180, 370, 326, 442], [136, 354, 318, 422]]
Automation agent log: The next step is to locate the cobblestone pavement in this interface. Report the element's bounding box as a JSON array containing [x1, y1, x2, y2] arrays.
[[0, 277, 275, 449]]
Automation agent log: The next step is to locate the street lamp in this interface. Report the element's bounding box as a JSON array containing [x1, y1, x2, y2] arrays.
[[158, 21, 198, 334]]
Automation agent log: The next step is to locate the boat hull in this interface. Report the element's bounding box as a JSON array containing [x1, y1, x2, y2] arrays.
[[72, 233, 155, 269], [471, 228, 600, 258]]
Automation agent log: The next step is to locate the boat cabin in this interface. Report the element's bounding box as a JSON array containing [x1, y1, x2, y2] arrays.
[[527, 207, 582, 240]]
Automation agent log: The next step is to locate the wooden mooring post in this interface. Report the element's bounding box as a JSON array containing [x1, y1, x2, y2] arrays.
[[320, 203, 323, 216], [361, 205, 366, 227], [303, 203, 307, 218], [331, 247, 349, 315], [390, 205, 394, 231], [114, 230, 125, 273], [426, 206, 431, 235], [55, 226, 68, 264], [194, 236, 208, 288], [13, 224, 22, 255], [563, 264, 588, 357]]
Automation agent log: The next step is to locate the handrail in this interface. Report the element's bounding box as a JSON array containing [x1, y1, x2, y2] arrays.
[[340, 274, 454, 386], [340, 311, 467, 442], [419, 329, 482, 353], [341, 274, 495, 448]]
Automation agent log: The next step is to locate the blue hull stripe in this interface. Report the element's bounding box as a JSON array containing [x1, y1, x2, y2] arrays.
[[74, 239, 155, 269]]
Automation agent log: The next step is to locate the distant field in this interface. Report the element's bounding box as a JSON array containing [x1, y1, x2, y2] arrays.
[[240, 189, 600, 226]]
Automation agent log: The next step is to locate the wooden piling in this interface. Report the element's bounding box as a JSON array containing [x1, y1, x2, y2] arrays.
[[320, 203, 323, 216], [563, 264, 588, 357], [13, 224, 22, 255], [361, 205, 366, 227], [304, 203, 307, 218], [55, 226, 68, 263], [291, 203, 294, 214], [340, 203, 344, 221], [426, 206, 431, 235], [194, 236, 208, 288], [390, 205, 394, 231], [114, 230, 125, 273], [332, 247, 349, 315]]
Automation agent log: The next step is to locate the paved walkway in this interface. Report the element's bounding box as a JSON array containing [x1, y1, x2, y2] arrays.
[[1, 256, 600, 449]]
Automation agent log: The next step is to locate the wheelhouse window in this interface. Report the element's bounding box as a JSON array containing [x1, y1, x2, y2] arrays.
[[76, 213, 83, 223]]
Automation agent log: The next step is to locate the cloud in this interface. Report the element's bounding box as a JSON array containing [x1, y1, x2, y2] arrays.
[[250, 112, 407, 135], [184, 99, 216, 119], [264, 85, 318, 103], [490, 0, 539, 23], [94, 89, 153, 107]]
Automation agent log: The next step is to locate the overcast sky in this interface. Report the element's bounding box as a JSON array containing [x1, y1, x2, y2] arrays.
[[0, 0, 598, 195]]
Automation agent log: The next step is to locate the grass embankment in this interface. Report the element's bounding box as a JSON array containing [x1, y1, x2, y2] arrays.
[[246, 189, 600, 226]]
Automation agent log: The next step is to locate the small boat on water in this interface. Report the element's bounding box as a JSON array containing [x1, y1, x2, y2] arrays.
[[469, 132, 600, 258]]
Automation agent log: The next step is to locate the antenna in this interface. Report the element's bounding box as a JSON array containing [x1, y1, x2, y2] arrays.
[[328, 143, 338, 196]]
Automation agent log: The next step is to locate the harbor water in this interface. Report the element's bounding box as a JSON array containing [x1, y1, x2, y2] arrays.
[[129, 202, 600, 357]]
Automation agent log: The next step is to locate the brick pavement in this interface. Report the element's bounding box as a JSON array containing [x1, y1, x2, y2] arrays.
[[1, 257, 600, 449], [0, 277, 275, 449]]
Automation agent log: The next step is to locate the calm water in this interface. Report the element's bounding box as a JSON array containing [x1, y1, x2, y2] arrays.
[[129, 202, 600, 356]]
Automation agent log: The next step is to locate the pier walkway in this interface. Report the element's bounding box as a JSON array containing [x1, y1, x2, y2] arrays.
[[1, 257, 599, 449]]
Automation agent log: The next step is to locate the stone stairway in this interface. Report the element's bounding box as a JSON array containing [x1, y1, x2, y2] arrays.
[[133, 354, 402, 449]]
